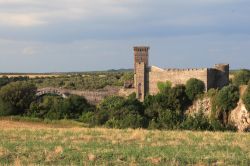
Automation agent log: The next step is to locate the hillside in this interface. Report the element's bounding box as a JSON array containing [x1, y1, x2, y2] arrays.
[[0, 119, 249, 165]]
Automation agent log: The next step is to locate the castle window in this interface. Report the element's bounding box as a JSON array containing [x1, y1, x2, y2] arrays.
[[138, 52, 143, 62], [138, 83, 142, 95]]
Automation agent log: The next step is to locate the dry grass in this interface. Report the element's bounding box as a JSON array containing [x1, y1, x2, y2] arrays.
[[0, 119, 249, 165]]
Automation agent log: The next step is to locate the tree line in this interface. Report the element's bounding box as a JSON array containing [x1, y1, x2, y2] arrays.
[[0, 69, 250, 131]]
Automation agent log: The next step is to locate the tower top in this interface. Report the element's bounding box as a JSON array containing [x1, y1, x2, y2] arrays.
[[134, 46, 150, 51]]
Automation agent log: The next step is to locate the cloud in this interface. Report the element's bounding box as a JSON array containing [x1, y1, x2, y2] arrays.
[[0, 0, 249, 72], [0, 13, 46, 27], [22, 47, 37, 55]]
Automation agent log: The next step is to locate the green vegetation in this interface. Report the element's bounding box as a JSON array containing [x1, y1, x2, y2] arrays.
[[243, 82, 250, 112], [185, 78, 205, 101], [215, 85, 240, 124], [26, 72, 133, 90], [157, 81, 172, 93], [0, 81, 37, 115], [0, 75, 241, 131], [233, 69, 250, 86], [27, 95, 94, 120], [0, 76, 29, 88], [0, 73, 248, 165], [0, 119, 249, 165], [216, 85, 239, 112], [92, 95, 147, 129]]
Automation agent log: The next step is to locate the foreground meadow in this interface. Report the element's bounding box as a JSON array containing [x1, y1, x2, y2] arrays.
[[0, 119, 249, 165]]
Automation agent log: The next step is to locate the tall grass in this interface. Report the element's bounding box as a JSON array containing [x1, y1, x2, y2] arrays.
[[0, 119, 249, 165]]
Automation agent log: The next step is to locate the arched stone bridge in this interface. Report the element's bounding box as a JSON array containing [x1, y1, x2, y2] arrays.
[[36, 88, 69, 98], [36, 87, 121, 104]]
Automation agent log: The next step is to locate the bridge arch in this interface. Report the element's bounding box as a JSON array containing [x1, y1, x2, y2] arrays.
[[36, 88, 69, 98]]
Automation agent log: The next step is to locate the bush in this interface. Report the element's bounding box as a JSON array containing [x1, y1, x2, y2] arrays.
[[115, 112, 147, 129], [98, 96, 126, 111], [215, 85, 239, 124], [185, 78, 205, 101], [0, 81, 37, 115], [0, 99, 17, 116], [152, 85, 190, 112], [145, 103, 181, 130], [28, 95, 94, 120], [62, 95, 94, 119], [157, 109, 181, 129], [157, 81, 172, 93], [243, 83, 250, 112], [216, 85, 239, 112], [28, 96, 64, 120], [94, 95, 147, 128], [80, 112, 96, 125], [181, 111, 212, 131], [0, 76, 29, 88], [233, 69, 250, 86], [94, 109, 110, 125]]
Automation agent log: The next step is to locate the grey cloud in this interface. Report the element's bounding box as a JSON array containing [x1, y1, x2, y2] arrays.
[[0, 0, 249, 72]]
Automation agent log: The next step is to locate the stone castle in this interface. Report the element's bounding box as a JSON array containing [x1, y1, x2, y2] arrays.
[[134, 46, 229, 101]]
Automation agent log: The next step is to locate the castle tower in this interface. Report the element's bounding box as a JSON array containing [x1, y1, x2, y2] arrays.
[[134, 46, 149, 101], [214, 64, 230, 88]]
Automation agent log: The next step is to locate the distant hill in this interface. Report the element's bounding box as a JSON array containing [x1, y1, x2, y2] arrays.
[[106, 69, 133, 72]]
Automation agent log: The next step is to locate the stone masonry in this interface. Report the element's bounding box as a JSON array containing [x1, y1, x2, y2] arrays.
[[134, 46, 229, 101]]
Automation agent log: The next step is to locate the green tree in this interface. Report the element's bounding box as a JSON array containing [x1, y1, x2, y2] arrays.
[[157, 81, 172, 93], [0, 81, 37, 114], [98, 96, 126, 111], [0, 99, 16, 116], [151, 85, 190, 112], [62, 95, 94, 119], [157, 109, 181, 129], [185, 78, 205, 101], [181, 111, 212, 131], [233, 69, 250, 86], [28, 96, 64, 119], [216, 85, 239, 123], [243, 83, 250, 112]]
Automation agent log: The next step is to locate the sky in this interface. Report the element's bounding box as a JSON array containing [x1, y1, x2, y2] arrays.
[[0, 0, 250, 72]]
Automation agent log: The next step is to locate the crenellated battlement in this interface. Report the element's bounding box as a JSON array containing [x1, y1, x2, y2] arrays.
[[163, 68, 208, 72]]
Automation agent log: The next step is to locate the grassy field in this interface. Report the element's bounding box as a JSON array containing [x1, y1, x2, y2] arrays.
[[0, 119, 249, 165]]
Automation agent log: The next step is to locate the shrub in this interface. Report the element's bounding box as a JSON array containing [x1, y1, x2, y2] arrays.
[[181, 111, 212, 131], [62, 95, 94, 119], [28, 96, 65, 120], [105, 118, 120, 128], [157, 81, 172, 93], [215, 85, 239, 124], [145, 103, 181, 130], [94, 109, 109, 125], [0, 76, 29, 88], [94, 95, 147, 128], [233, 69, 250, 86], [116, 113, 147, 129], [28, 95, 94, 120], [153, 85, 190, 111], [243, 83, 250, 112], [98, 96, 126, 111], [0, 99, 17, 116], [80, 112, 96, 125], [185, 78, 205, 101], [157, 109, 181, 129], [0, 81, 37, 114], [216, 85, 239, 112]]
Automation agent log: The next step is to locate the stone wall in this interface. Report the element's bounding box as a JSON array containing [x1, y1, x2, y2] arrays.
[[37, 86, 121, 104], [147, 66, 208, 95]]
